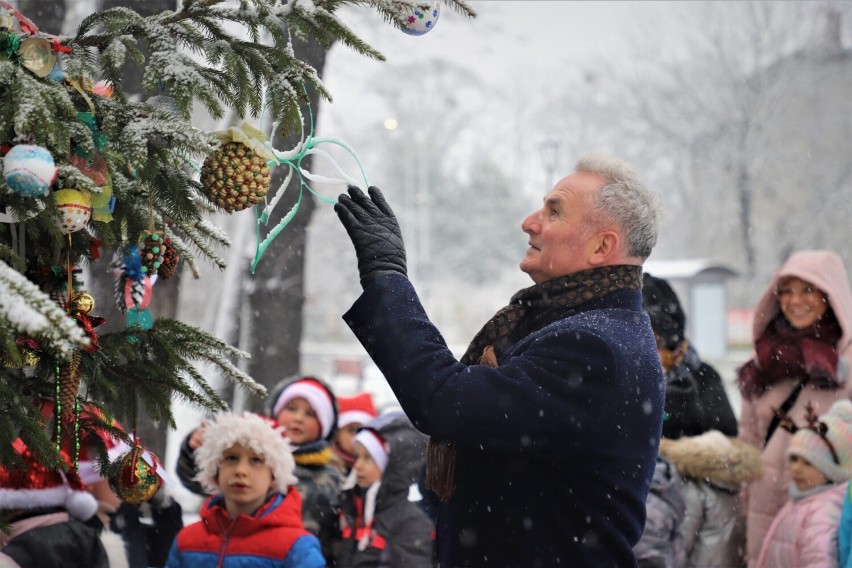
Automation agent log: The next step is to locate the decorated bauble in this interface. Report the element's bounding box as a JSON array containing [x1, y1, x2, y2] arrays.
[[139, 231, 166, 276], [109, 446, 163, 504], [69, 292, 95, 315], [3, 144, 57, 197], [200, 141, 270, 213], [54, 189, 92, 234], [395, 1, 440, 36], [157, 238, 180, 280], [19, 37, 56, 78]]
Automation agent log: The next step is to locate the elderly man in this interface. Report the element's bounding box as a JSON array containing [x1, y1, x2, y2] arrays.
[[335, 152, 664, 567]]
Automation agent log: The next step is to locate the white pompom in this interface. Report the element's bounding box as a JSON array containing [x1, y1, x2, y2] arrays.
[[64, 488, 98, 521], [829, 399, 852, 422]]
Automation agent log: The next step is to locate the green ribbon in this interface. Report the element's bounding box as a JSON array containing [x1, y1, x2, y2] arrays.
[[0, 32, 20, 64], [75, 112, 107, 152], [250, 90, 369, 273]]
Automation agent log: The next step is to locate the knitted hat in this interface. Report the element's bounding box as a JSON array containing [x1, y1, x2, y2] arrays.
[[0, 439, 98, 521], [787, 400, 852, 482], [271, 378, 336, 440], [338, 393, 378, 429], [642, 273, 687, 350], [354, 428, 390, 472], [193, 412, 298, 494]]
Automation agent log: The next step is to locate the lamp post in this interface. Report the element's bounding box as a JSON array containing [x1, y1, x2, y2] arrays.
[[538, 138, 561, 190]]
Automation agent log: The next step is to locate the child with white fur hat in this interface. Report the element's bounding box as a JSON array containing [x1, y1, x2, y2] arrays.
[[756, 400, 852, 567], [166, 412, 325, 567]]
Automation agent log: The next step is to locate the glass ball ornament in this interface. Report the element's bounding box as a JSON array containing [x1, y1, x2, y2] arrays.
[[69, 292, 95, 315], [3, 144, 58, 197], [395, 1, 440, 36], [109, 447, 163, 504], [53, 189, 92, 234]]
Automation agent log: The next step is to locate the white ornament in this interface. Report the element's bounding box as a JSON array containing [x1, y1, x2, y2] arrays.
[[4, 144, 57, 197], [396, 1, 440, 36], [54, 189, 92, 234]]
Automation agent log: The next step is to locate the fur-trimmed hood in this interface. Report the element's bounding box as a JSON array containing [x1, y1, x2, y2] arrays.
[[659, 430, 762, 490]]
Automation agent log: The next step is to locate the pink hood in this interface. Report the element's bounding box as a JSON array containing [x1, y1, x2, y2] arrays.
[[751, 250, 852, 352]]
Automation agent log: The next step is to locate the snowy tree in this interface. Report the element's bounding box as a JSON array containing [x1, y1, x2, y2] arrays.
[[0, 0, 473, 489]]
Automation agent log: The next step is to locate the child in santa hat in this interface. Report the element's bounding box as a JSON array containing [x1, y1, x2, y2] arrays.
[[334, 392, 378, 474], [0, 438, 113, 568], [338, 412, 433, 567], [167, 412, 324, 567]]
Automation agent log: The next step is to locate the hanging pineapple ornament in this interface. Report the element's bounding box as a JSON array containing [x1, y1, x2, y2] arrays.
[[109, 444, 163, 504], [139, 230, 165, 276], [200, 123, 274, 213], [57, 350, 81, 416]]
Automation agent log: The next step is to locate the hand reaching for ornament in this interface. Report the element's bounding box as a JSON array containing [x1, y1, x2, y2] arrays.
[[335, 186, 407, 289], [188, 421, 207, 450]]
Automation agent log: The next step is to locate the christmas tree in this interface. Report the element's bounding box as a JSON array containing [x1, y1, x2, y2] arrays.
[[0, 0, 473, 496]]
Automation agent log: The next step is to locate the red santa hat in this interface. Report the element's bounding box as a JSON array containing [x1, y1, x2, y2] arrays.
[[271, 378, 337, 440], [354, 428, 390, 473], [0, 439, 98, 521], [338, 393, 378, 429]]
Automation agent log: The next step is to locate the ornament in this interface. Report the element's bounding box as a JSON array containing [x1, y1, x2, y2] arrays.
[[0, 10, 21, 34], [157, 238, 180, 280], [69, 291, 95, 315], [18, 36, 56, 77], [139, 231, 165, 276], [3, 144, 57, 197], [395, 1, 440, 36], [109, 446, 163, 504], [58, 350, 81, 415], [201, 141, 271, 212], [54, 188, 92, 234]]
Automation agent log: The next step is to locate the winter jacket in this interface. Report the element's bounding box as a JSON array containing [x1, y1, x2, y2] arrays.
[[166, 488, 325, 568], [660, 431, 762, 567], [0, 510, 110, 568], [343, 273, 664, 567], [338, 412, 433, 568], [664, 347, 738, 440], [633, 456, 686, 568], [838, 483, 852, 568], [738, 251, 852, 566], [176, 415, 343, 563], [756, 482, 847, 568]]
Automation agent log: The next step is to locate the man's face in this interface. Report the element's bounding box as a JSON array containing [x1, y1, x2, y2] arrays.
[[520, 171, 604, 284]]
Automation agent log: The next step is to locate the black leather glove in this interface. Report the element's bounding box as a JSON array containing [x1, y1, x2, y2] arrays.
[[335, 185, 407, 288]]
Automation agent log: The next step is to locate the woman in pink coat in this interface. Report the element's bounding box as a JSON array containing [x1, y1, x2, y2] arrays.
[[738, 250, 852, 566], [756, 400, 852, 567]]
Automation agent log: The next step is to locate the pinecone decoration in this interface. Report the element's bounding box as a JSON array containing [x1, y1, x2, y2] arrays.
[[157, 238, 179, 280], [58, 350, 81, 415], [139, 231, 165, 276], [200, 141, 270, 213]]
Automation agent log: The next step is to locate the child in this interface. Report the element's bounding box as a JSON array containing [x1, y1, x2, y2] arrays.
[[0, 438, 115, 568], [334, 392, 378, 474], [756, 400, 852, 567], [178, 376, 344, 562], [338, 412, 433, 567], [166, 412, 324, 567], [632, 455, 685, 568], [659, 430, 762, 567]]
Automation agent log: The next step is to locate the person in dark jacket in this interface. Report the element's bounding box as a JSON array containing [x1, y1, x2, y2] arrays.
[[338, 412, 433, 567], [641, 273, 738, 439], [333, 152, 664, 567]]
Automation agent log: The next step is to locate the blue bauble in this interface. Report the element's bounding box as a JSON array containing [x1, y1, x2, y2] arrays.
[[4, 144, 57, 197]]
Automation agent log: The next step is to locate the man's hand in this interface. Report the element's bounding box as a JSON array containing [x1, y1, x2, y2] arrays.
[[335, 185, 407, 288]]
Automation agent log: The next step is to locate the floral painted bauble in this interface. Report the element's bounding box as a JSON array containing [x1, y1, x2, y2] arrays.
[[4, 144, 57, 197], [200, 142, 270, 213], [395, 1, 440, 36], [54, 188, 92, 234], [109, 446, 163, 504]]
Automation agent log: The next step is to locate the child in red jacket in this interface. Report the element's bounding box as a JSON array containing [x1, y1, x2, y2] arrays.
[[166, 412, 324, 567]]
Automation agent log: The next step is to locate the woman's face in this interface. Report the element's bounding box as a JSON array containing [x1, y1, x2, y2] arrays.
[[777, 276, 828, 330]]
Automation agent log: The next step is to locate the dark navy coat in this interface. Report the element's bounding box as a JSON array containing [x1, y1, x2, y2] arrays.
[[343, 274, 664, 567]]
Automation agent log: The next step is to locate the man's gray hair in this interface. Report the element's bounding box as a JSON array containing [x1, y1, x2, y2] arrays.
[[575, 152, 660, 260]]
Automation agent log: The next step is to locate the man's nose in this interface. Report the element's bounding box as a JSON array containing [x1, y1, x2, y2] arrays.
[[521, 211, 539, 234]]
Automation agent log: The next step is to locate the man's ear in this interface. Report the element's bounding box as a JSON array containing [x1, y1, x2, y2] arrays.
[[588, 231, 620, 266]]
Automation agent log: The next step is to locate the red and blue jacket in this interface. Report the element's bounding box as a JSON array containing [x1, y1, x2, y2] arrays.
[[166, 488, 324, 568]]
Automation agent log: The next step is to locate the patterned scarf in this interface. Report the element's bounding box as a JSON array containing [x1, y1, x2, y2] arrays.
[[736, 309, 842, 400], [425, 264, 643, 501]]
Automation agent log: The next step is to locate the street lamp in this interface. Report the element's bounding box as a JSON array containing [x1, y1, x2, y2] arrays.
[[538, 138, 561, 190]]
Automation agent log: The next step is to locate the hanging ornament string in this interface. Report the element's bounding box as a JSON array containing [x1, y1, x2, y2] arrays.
[[250, 85, 370, 273]]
